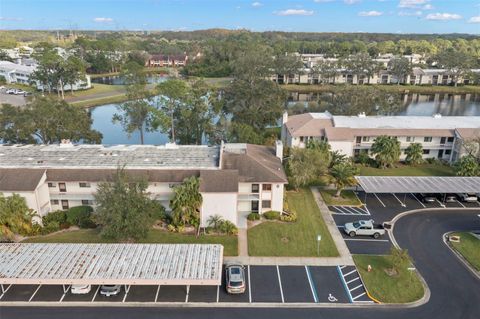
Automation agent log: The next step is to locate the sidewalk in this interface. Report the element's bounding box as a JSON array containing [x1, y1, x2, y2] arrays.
[[225, 187, 354, 266]]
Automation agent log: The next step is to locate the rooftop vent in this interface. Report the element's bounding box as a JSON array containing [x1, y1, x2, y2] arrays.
[[358, 112, 366, 118], [59, 139, 73, 147], [433, 113, 442, 119], [165, 142, 178, 149]]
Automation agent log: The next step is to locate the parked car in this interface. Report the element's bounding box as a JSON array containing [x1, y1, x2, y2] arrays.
[[99, 285, 121, 297], [23, 91, 32, 97], [418, 193, 436, 203], [344, 219, 386, 239], [442, 194, 457, 203], [6, 88, 15, 94], [225, 264, 246, 294], [456, 193, 478, 202], [71, 284, 92, 295], [14, 89, 25, 95]]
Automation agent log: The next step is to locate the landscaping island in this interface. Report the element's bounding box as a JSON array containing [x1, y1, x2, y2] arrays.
[[449, 232, 480, 272]]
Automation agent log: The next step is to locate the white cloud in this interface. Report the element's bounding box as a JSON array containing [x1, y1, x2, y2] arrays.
[[422, 4, 433, 10], [251, 2, 262, 7], [274, 9, 314, 16], [93, 17, 114, 23], [399, 0, 429, 8], [344, 0, 361, 4], [0, 17, 23, 21], [468, 16, 480, 23], [398, 10, 422, 16], [314, 0, 335, 2], [358, 10, 383, 16], [425, 13, 462, 21]]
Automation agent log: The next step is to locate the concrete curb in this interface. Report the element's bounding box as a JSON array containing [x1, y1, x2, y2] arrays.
[[442, 231, 480, 281]]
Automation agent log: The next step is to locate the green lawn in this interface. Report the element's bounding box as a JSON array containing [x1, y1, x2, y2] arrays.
[[247, 188, 338, 257], [23, 228, 238, 256], [354, 254, 424, 303], [450, 232, 480, 271], [320, 189, 362, 206], [357, 163, 455, 176]]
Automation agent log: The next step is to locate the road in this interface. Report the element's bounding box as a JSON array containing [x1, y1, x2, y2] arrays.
[[1, 209, 479, 319]]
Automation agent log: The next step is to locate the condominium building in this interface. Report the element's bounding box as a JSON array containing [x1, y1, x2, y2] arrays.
[[282, 112, 480, 162], [0, 141, 287, 228]]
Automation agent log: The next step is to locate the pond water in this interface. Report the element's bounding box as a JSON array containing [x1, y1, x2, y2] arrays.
[[89, 92, 480, 145], [91, 74, 170, 85], [288, 92, 480, 116]]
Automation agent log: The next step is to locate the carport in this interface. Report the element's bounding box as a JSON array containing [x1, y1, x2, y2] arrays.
[[355, 176, 480, 206], [0, 243, 223, 301]]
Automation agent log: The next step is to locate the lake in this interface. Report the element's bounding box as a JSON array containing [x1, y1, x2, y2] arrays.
[[91, 74, 170, 85], [90, 92, 480, 145]]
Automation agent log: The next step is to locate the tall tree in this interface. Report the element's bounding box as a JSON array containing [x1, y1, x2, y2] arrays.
[[113, 62, 154, 144], [94, 168, 163, 241], [170, 176, 202, 229], [435, 48, 473, 87], [329, 162, 359, 197], [405, 142, 424, 165], [454, 155, 479, 176], [287, 147, 330, 190], [388, 56, 412, 85], [273, 53, 304, 82], [31, 43, 66, 97], [0, 193, 35, 240], [155, 79, 189, 143], [312, 60, 339, 84], [370, 136, 401, 169], [63, 56, 88, 95], [343, 52, 377, 85]]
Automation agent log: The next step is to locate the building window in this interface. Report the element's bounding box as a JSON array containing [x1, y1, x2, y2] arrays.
[[81, 200, 94, 205], [48, 182, 56, 188], [79, 182, 91, 188], [424, 137, 432, 142], [362, 136, 370, 142], [447, 137, 454, 143], [50, 199, 59, 205], [406, 136, 415, 142], [58, 182, 67, 192], [251, 200, 259, 212], [262, 184, 272, 191], [262, 200, 271, 209], [61, 200, 69, 210], [445, 150, 451, 155], [423, 149, 430, 154], [251, 184, 259, 193], [300, 136, 304, 142]]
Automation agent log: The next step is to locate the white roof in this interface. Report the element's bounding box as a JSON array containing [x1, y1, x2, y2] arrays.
[[333, 115, 480, 130], [0, 60, 35, 73], [356, 176, 480, 194], [0, 243, 223, 285]]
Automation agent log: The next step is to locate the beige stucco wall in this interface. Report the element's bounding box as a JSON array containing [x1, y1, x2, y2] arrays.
[[201, 193, 238, 227]]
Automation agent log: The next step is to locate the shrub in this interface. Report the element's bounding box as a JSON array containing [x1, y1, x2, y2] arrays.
[[167, 224, 176, 232], [280, 211, 298, 222], [42, 210, 69, 231], [177, 225, 185, 233], [41, 221, 60, 234], [355, 151, 371, 166], [218, 220, 238, 235], [263, 210, 281, 220], [66, 206, 95, 228], [247, 213, 260, 221]]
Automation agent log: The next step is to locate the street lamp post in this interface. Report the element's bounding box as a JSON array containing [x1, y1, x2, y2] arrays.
[[316, 234, 322, 256]]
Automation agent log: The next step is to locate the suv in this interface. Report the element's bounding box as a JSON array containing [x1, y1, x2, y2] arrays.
[[456, 193, 477, 202], [71, 284, 91, 295], [225, 264, 246, 294], [99, 285, 121, 297], [418, 193, 436, 203]]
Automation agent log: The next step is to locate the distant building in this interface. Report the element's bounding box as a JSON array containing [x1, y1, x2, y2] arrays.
[[0, 141, 287, 228], [282, 112, 480, 163], [0, 60, 91, 91], [145, 54, 188, 67]]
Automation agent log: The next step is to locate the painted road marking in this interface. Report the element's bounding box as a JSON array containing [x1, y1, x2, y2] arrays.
[[0, 284, 12, 300], [332, 206, 370, 216], [59, 285, 71, 302], [391, 193, 406, 207], [352, 292, 367, 300], [350, 284, 363, 292], [155, 285, 161, 303], [337, 266, 353, 303], [373, 193, 386, 207], [216, 285, 219, 303], [276, 265, 285, 303], [456, 200, 465, 208], [346, 277, 360, 284], [411, 193, 426, 208], [91, 286, 100, 302], [305, 266, 319, 303], [343, 269, 356, 277], [28, 285, 42, 302], [338, 266, 374, 304], [436, 199, 446, 208], [247, 265, 252, 303]]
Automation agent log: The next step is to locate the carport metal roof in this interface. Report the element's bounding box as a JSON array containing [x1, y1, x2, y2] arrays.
[[0, 243, 223, 285], [356, 176, 480, 194]]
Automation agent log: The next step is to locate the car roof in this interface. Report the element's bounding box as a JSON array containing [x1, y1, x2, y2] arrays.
[[227, 266, 244, 281]]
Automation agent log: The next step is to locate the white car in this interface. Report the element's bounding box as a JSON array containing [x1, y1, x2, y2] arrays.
[[71, 284, 92, 295], [344, 219, 386, 238], [14, 89, 25, 95], [457, 193, 477, 202], [100, 285, 121, 296], [6, 88, 15, 94]]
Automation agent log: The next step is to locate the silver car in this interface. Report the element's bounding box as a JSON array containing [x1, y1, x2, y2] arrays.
[[225, 264, 246, 294], [99, 285, 121, 297]]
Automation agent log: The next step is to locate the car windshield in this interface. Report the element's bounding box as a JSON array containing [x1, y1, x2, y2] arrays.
[[229, 281, 243, 287], [230, 267, 241, 275], [353, 222, 361, 228]]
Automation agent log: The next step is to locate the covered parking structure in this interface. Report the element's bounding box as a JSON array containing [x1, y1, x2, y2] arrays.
[[0, 243, 223, 298], [355, 176, 480, 206]]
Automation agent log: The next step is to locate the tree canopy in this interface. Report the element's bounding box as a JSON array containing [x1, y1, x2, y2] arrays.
[[0, 193, 35, 240], [370, 136, 401, 169]]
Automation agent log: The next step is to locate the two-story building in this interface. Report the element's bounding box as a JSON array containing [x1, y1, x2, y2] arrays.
[[282, 112, 480, 163], [0, 142, 287, 229]]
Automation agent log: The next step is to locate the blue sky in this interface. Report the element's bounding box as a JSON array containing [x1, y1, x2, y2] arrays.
[[1, 0, 479, 34]]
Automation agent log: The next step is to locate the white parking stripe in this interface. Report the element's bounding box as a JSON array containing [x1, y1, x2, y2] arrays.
[[342, 206, 361, 215], [343, 269, 357, 277], [352, 292, 367, 300], [276, 265, 285, 303], [411, 193, 426, 208], [216, 285, 219, 303], [339, 265, 347, 269], [0, 284, 12, 300], [391, 193, 406, 207], [373, 193, 386, 207], [248, 265, 252, 303], [344, 238, 390, 242], [28, 285, 42, 302], [350, 284, 363, 292], [91, 286, 100, 302], [305, 266, 318, 303], [436, 199, 446, 208], [59, 285, 70, 302], [456, 200, 466, 208], [346, 276, 360, 284], [155, 285, 161, 302]]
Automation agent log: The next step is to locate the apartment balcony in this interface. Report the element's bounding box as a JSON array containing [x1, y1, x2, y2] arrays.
[[238, 194, 260, 201]]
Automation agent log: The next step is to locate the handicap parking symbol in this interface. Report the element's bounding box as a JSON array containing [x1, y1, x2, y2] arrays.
[[328, 293, 338, 302]]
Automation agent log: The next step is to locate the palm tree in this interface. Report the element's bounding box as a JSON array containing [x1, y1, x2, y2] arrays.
[[370, 136, 401, 169], [329, 162, 359, 197], [405, 143, 423, 166], [170, 176, 203, 229], [207, 214, 224, 231]]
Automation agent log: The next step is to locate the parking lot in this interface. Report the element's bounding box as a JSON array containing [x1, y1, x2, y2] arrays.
[[0, 265, 372, 305], [331, 191, 480, 255], [0, 89, 27, 106]]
